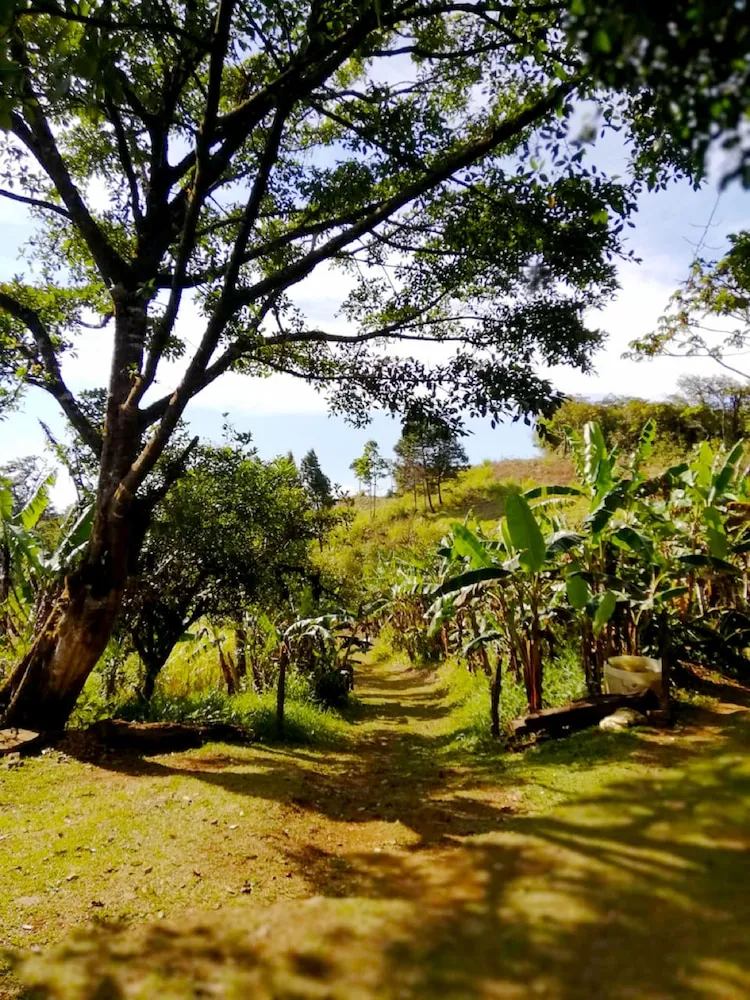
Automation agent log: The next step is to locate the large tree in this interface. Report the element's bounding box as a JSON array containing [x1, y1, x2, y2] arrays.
[[0, 0, 651, 728]]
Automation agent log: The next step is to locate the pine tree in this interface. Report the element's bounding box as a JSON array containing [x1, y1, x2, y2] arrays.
[[300, 450, 333, 511]]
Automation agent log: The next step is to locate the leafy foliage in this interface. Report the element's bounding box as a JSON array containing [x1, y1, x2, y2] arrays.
[[384, 420, 750, 734], [629, 232, 750, 378], [117, 441, 317, 698]]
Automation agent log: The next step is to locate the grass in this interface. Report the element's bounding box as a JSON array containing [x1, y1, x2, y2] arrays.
[[318, 455, 575, 599], [3, 653, 750, 1000], [69, 643, 353, 749]]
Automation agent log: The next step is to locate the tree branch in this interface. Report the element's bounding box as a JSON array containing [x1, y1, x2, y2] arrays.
[[0, 291, 103, 456], [234, 76, 578, 308], [0, 187, 71, 219]]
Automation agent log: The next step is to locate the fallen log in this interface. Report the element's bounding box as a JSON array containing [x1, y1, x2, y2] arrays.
[[511, 690, 658, 740], [85, 718, 253, 754]]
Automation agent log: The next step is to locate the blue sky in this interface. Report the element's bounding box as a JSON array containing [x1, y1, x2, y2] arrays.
[[1, 136, 749, 504]]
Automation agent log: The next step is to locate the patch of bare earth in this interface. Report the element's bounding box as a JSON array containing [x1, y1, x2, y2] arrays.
[[4, 659, 750, 999]]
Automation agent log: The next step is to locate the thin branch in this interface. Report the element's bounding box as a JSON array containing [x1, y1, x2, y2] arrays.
[[106, 101, 143, 227], [0, 187, 71, 219]]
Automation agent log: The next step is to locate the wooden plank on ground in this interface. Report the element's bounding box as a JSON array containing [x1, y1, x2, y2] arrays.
[[511, 691, 657, 739]]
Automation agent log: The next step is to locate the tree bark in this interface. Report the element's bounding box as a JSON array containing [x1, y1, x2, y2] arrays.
[[0, 571, 123, 730], [276, 645, 288, 738], [0, 291, 149, 731]]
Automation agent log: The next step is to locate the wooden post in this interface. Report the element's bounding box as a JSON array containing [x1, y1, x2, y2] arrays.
[[490, 656, 502, 739], [276, 645, 288, 739]]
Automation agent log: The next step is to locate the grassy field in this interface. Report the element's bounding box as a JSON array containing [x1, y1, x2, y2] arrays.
[[2, 653, 749, 999]]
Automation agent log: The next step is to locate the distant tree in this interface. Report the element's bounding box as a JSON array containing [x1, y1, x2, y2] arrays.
[[350, 441, 389, 515], [118, 444, 315, 700], [675, 375, 750, 446], [300, 450, 333, 510], [300, 449, 336, 550], [537, 393, 748, 458], [394, 417, 468, 510]]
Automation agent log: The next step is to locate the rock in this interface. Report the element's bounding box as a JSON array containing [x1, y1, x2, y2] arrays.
[[599, 707, 647, 732]]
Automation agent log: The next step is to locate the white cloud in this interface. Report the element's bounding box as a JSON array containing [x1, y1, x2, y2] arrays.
[[545, 264, 724, 399]]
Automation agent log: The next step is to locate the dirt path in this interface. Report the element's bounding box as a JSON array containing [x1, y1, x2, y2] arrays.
[[5, 656, 750, 999]]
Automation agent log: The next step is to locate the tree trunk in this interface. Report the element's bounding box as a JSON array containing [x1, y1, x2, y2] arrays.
[[0, 571, 124, 730], [235, 624, 247, 679], [216, 634, 239, 695], [276, 645, 288, 738], [0, 290, 149, 731]]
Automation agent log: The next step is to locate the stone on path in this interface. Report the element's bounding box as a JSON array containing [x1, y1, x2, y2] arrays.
[[599, 707, 648, 732]]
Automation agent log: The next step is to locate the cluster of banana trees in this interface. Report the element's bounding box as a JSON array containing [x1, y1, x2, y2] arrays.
[[388, 422, 750, 735], [0, 474, 92, 669]]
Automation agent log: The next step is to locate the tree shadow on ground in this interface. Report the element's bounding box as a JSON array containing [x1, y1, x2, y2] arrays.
[[13, 713, 750, 999], [63, 660, 749, 850]]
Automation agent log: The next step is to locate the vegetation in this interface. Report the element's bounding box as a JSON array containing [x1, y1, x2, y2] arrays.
[[538, 378, 750, 456], [1, 4, 750, 996], [0, 0, 660, 731]]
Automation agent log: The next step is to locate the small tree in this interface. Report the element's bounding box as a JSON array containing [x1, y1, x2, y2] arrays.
[[351, 440, 389, 515], [118, 443, 315, 699], [300, 450, 333, 510], [300, 449, 338, 550]]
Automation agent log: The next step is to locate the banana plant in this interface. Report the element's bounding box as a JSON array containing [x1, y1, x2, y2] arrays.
[[0, 472, 56, 644], [431, 494, 570, 715]]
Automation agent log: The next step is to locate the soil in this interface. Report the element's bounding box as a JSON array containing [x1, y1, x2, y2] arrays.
[[2, 656, 750, 999]]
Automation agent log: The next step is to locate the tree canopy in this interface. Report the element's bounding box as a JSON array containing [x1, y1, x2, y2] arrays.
[[119, 441, 315, 698]]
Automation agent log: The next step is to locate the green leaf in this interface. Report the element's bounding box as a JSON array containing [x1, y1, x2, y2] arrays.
[[703, 506, 728, 559], [0, 481, 12, 520], [678, 553, 738, 574], [632, 418, 656, 472], [523, 485, 584, 500], [450, 523, 494, 569], [546, 530, 584, 554], [582, 421, 609, 492], [593, 590, 617, 633], [710, 440, 745, 502], [592, 28, 611, 53], [610, 525, 653, 556], [504, 493, 546, 573], [566, 572, 591, 609], [654, 586, 689, 605], [432, 566, 509, 598], [587, 480, 633, 535], [18, 473, 54, 531], [692, 441, 714, 494]]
